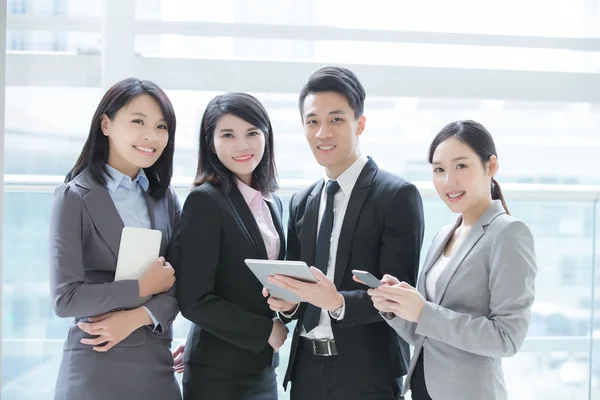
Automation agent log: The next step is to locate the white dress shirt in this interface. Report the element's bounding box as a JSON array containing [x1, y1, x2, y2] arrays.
[[300, 154, 370, 340]]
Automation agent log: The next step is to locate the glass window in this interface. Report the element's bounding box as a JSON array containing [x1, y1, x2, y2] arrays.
[[4, 1, 600, 399]]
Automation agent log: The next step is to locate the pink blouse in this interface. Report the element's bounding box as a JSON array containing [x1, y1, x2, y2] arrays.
[[236, 180, 280, 260]]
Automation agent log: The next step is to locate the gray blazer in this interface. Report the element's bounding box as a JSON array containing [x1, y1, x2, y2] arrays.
[[386, 200, 537, 400], [49, 168, 181, 399]]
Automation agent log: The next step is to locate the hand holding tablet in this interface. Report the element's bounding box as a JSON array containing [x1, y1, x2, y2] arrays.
[[245, 259, 318, 303]]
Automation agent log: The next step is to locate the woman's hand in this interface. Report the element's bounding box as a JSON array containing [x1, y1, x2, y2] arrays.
[[77, 308, 151, 352], [352, 273, 401, 287], [368, 281, 426, 323], [268, 318, 289, 353], [262, 287, 299, 314], [172, 341, 186, 374], [138, 257, 176, 297]]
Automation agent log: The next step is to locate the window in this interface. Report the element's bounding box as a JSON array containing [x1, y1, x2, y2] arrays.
[[3, 1, 600, 399]]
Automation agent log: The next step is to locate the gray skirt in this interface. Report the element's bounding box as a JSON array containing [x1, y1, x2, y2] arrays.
[[54, 333, 181, 400]]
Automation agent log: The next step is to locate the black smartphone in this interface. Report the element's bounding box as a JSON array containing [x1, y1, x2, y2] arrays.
[[351, 270, 382, 289]]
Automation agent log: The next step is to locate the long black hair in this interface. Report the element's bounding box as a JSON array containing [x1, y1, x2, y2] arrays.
[[194, 92, 278, 195], [428, 120, 509, 215], [65, 77, 176, 200]]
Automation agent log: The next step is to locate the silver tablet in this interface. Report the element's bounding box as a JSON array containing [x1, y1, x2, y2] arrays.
[[245, 259, 317, 303]]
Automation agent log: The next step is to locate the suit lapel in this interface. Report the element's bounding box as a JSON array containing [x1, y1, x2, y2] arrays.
[[300, 181, 323, 267], [76, 169, 124, 258], [225, 185, 268, 260], [433, 224, 484, 304], [266, 199, 285, 260], [333, 159, 377, 288], [144, 192, 168, 255], [432, 201, 506, 304]]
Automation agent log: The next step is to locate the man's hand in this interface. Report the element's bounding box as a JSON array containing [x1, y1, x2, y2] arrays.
[[268, 267, 343, 312]]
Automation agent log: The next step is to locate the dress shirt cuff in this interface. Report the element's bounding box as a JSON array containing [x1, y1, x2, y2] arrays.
[[329, 296, 346, 320], [142, 306, 159, 331]]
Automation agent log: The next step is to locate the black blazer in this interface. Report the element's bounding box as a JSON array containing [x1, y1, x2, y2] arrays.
[[282, 158, 425, 387], [174, 182, 285, 373]]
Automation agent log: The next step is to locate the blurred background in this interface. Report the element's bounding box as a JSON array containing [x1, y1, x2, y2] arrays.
[[2, 0, 600, 398]]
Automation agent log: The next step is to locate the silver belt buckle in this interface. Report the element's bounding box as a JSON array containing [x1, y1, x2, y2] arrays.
[[313, 339, 333, 356]]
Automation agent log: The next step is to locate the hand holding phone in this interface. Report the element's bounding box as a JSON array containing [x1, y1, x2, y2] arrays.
[[351, 270, 382, 289]]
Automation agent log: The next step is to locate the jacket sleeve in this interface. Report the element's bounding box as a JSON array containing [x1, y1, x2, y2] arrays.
[[49, 184, 139, 318], [385, 315, 419, 346], [415, 221, 537, 358], [338, 183, 425, 328]]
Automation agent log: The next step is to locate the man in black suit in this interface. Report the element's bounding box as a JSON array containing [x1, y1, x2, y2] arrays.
[[265, 66, 425, 400]]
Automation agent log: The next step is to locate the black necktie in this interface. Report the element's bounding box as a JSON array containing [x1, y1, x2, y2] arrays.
[[303, 180, 340, 332]]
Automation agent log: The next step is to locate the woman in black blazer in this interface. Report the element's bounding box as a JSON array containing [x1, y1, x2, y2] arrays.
[[175, 92, 288, 400]]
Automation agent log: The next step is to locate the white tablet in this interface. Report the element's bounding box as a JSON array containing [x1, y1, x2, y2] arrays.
[[245, 259, 317, 303], [115, 227, 163, 281]]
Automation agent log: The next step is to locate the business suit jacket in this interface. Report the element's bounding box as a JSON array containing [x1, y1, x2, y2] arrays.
[[175, 182, 286, 374], [282, 158, 425, 387], [49, 168, 181, 399], [386, 200, 537, 400]]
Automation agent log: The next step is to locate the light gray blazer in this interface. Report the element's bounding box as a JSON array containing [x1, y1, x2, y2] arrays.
[[386, 200, 537, 400], [49, 168, 182, 399]]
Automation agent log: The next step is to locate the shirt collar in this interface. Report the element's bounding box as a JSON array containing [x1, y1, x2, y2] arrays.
[[236, 178, 272, 206], [323, 154, 369, 196], [105, 164, 149, 193]]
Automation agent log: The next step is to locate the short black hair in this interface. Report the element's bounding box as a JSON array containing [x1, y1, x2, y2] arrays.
[[194, 92, 278, 195], [66, 78, 176, 200], [298, 66, 366, 119]]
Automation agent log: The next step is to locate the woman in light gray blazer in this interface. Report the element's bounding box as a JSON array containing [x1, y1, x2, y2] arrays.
[[49, 78, 181, 400], [363, 120, 537, 400]]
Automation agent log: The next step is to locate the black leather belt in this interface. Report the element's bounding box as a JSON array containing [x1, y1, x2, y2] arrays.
[[299, 337, 338, 356]]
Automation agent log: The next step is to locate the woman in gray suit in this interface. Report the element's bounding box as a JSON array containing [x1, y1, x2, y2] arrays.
[[49, 78, 182, 399], [362, 120, 537, 400]]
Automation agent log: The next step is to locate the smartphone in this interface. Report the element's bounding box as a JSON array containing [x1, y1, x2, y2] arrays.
[[352, 270, 382, 289]]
